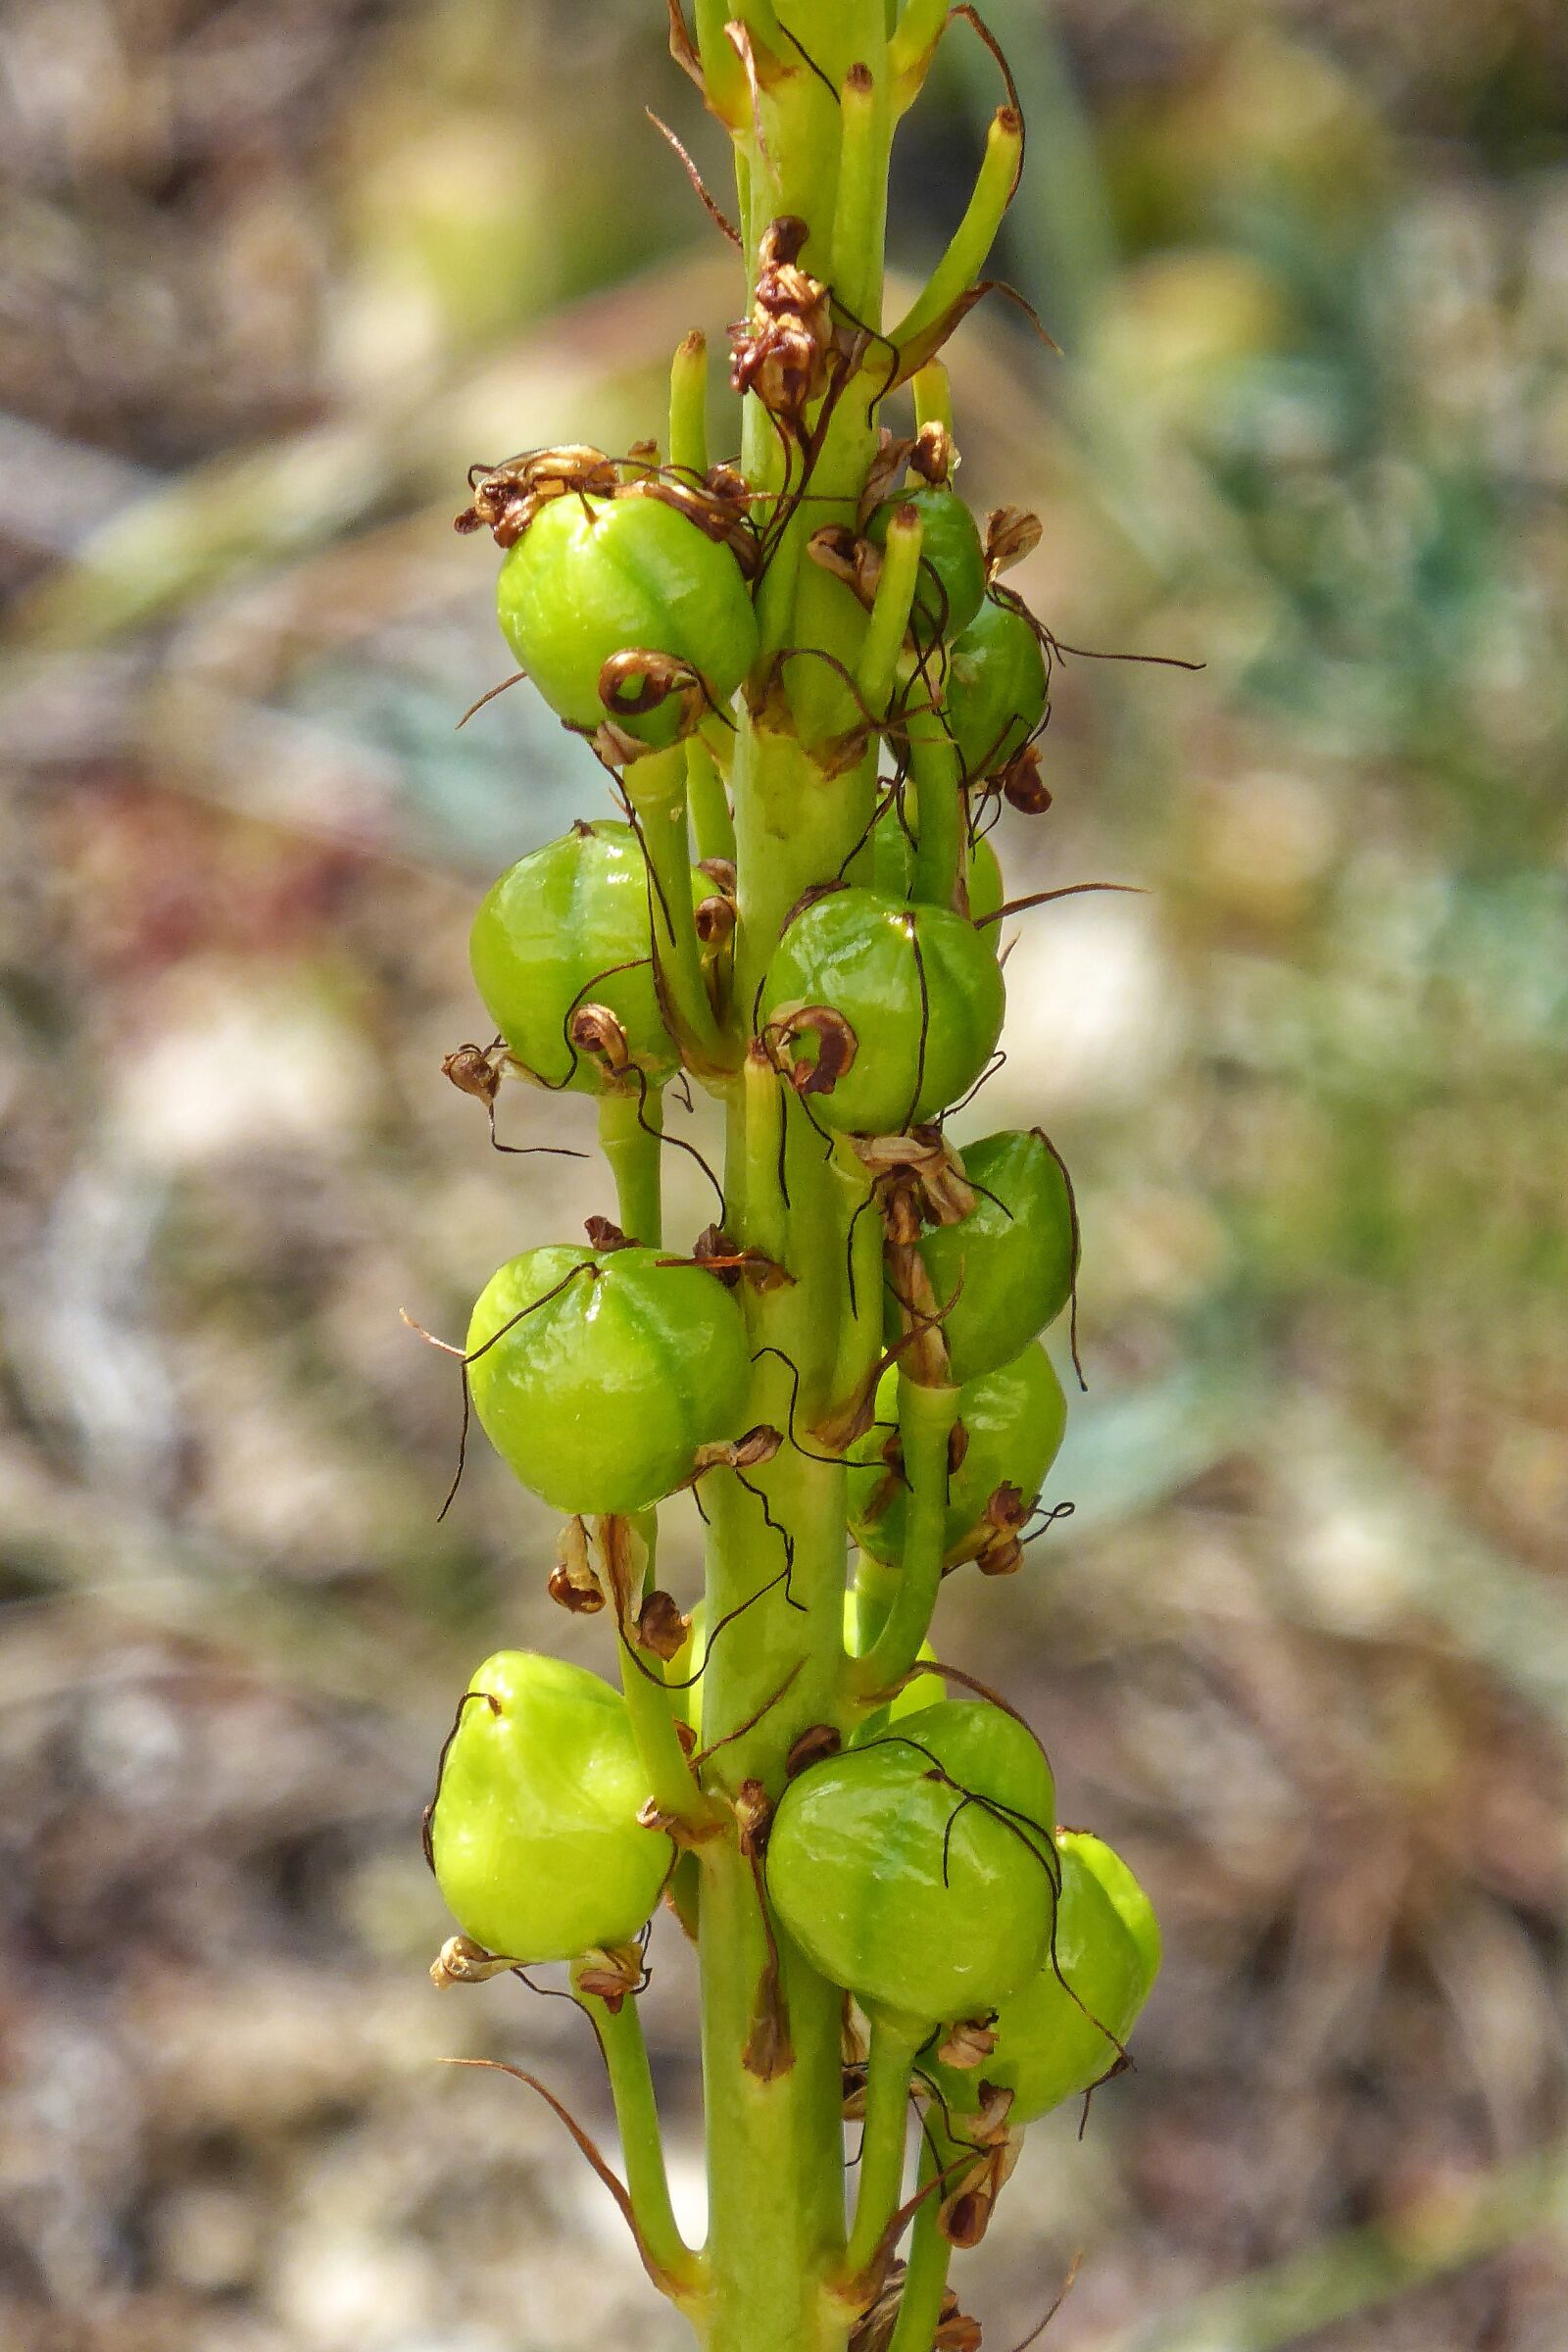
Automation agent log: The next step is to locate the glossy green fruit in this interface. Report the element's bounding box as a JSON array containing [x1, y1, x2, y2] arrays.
[[766, 1698, 1056, 2025], [868, 802, 1003, 930], [470, 820, 699, 1093], [430, 1650, 672, 1963], [497, 491, 759, 748], [912, 1130, 1075, 1383], [926, 1829, 1160, 2122], [867, 485, 986, 647], [467, 1245, 754, 1514], [849, 1345, 1066, 1568], [946, 596, 1049, 780], [761, 887, 1004, 1135]]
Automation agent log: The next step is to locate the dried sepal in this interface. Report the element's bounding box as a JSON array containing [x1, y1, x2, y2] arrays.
[[695, 894, 737, 946], [730, 216, 845, 436], [455, 444, 620, 547], [938, 2086, 1021, 2248], [637, 1590, 692, 1662], [936, 2016, 999, 2072], [573, 1940, 648, 2014], [946, 1481, 1036, 1577], [984, 505, 1042, 577], [551, 1515, 607, 1614], [690, 1226, 793, 1292], [734, 1777, 773, 1859], [808, 523, 882, 611], [567, 1003, 633, 1074], [442, 1038, 507, 1108], [597, 649, 709, 741], [786, 1723, 843, 1779], [594, 1511, 647, 1624], [430, 1934, 519, 1988], [852, 1126, 977, 1230], [689, 1424, 784, 1478], [767, 1004, 859, 1100], [1001, 743, 1053, 814]]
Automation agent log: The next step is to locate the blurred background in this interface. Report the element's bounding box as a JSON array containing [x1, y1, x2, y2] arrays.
[[2, 2, 1567, 2347]]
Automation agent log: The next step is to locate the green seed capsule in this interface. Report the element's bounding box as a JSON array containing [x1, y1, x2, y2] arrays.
[[867, 485, 986, 647], [470, 820, 699, 1093], [925, 1829, 1160, 2123], [497, 491, 759, 748], [467, 1245, 754, 1514], [766, 1698, 1056, 2026], [761, 886, 1004, 1135], [946, 595, 1049, 780], [430, 1649, 672, 1964], [848, 1344, 1066, 1568], [912, 1130, 1075, 1383]]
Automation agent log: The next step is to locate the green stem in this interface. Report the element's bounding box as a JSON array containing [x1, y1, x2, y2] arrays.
[[688, 737, 738, 865], [888, 0, 949, 111], [670, 330, 710, 478], [888, 106, 1023, 356], [852, 1376, 958, 1698], [906, 700, 964, 909], [910, 360, 955, 441], [830, 52, 890, 328], [578, 1978, 705, 2299], [827, 1142, 883, 1423], [603, 1509, 714, 1837], [843, 2015, 918, 2280], [857, 504, 924, 719], [697, 1841, 850, 2352], [625, 746, 729, 1068], [885, 2136, 954, 2352], [599, 1088, 662, 1248]]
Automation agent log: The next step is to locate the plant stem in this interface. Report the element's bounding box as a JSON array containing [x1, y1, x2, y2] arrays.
[[624, 747, 729, 1068], [906, 703, 964, 909], [578, 1977, 705, 2299], [888, 106, 1023, 356], [688, 737, 737, 865], [858, 505, 924, 717], [670, 329, 710, 477], [852, 1377, 959, 1699], [599, 1087, 662, 1248], [885, 2137, 954, 2352], [698, 1840, 851, 2352], [843, 2014, 918, 2279]]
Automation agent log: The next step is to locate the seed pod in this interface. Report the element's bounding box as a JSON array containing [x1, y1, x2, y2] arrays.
[[945, 595, 1049, 781], [467, 1244, 755, 1514], [429, 1650, 673, 1965], [924, 1830, 1160, 2124], [497, 489, 760, 749], [848, 1345, 1067, 1569], [470, 820, 701, 1094], [866, 484, 986, 647], [910, 1130, 1075, 1383], [762, 887, 1004, 1135], [765, 1697, 1057, 2026]]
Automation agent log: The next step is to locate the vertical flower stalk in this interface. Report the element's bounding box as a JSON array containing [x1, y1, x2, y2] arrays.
[[420, 8, 1172, 2351]]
